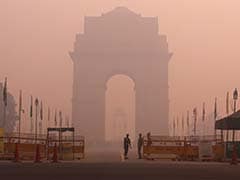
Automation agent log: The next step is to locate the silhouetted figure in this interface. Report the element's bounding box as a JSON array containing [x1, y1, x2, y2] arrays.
[[123, 134, 131, 159], [137, 133, 144, 159], [146, 132, 153, 160]]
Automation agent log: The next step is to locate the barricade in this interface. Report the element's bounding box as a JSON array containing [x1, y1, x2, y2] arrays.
[[0, 132, 85, 161], [3, 143, 46, 160], [143, 135, 224, 161], [47, 135, 85, 160]]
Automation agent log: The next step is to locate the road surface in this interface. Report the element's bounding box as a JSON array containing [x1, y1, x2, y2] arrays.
[[0, 150, 239, 180]]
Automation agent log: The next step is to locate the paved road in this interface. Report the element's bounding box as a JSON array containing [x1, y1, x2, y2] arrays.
[[0, 161, 240, 180], [0, 150, 240, 180]]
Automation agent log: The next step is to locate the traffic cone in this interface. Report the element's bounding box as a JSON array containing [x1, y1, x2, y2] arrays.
[[13, 143, 21, 163], [34, 144, 42, 163], [52, 143, 59, 163], [230, 143, 238, 165]]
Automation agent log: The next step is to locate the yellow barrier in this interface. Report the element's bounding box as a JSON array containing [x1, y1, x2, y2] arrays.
[[143, 142, 198, 160], [3, 143, 46, 160], [0, 132, 85, 161], [47, 144, 84, 160], [143, 136, 224, 161]]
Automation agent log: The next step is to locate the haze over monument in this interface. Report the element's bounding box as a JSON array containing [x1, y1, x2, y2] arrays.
[[70, 7, 171, 141], [1, 0, 240, 132], [1, 1, 240, 179]]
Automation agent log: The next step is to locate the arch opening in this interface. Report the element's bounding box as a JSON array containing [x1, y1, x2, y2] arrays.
[[105, 74, 136, 142]]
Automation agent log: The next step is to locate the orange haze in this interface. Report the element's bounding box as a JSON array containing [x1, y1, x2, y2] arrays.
[[1, 0, 240, 132]]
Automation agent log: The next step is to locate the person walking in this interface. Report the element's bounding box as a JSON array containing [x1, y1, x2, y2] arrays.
[[146, 132, 153, 160], [123, 134, 131, 159], [137, 133, 144, 159]]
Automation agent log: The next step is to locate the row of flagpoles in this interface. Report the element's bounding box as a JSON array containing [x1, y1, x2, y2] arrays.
[[172, 89, 238, 138], [2, 78, 70, 142]]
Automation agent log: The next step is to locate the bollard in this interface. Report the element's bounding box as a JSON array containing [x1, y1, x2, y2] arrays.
[[13, 143, 21, 163], [34, 144, 42, 163], [52, 143, 59, 163], [230, 143, 238, 165]]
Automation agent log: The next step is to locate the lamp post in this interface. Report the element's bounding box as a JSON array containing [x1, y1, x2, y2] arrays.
[[231, 88, 238, 165], [35, 98, 39, 144], [233, 88, 238, 142]]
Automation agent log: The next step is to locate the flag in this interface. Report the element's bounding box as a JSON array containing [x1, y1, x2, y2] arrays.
[[47, 107, 50, 122], [187, 111, 190, 128], [226, 92, 229, 115], [193, 108, 197, 120], [187, 110, 190, 136], [59, 111, 63, 127], [193, 108, 197, 135], [40, 101, 43, 120], [30, 96, 33, 118], [202, 102, 206, 122], [214, 98, 217, 120], [3, 77, 7, 106], [173, 116, 176, 136], [54, 109, 57, 126], [39, 121, 42, 135], [19, 90, 22, 115]]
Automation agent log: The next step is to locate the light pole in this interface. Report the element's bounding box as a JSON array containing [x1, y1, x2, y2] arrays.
[[231, 88, 238, 165], [35, 98, 39, 144], [233, 88, 238, 142]]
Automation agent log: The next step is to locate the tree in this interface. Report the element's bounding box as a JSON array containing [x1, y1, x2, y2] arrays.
[[0, 82, 18, 132]]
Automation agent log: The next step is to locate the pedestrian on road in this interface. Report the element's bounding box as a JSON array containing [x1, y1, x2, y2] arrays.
[[146, 132, 153, 160], [137, 133, 144, 159], [123, 134, 131, 159]]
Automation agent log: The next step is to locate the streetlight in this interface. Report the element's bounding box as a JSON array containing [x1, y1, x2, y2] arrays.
[[35, 98, 39, 144], [232, 88, 238, 142], [231, 88, 238, 165]]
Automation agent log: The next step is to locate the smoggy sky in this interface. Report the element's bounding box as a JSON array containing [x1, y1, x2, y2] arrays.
[[1, 0, 240, 130]]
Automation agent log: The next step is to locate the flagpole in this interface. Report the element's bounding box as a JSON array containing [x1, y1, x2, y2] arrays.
[[187, 111, 190, 137], [193, 108, 197, 136], [54, 109, 57, 127], [226, 92, 229, 142], [30, 96, 33, 134], [176, 116, 179, 137], [3, 104, 6, 129], [182, 114, 184, 138], [173, 117, 175, 137], [35, 98, 39, 144], [59, 111, 63, 160], [47, 107, 50, 134], [2, 77, 7, 129], [39, 101, 43, 136], [202, 102, 205, 136], [214, 98, 217, 139], [18, 90, 22, 143]]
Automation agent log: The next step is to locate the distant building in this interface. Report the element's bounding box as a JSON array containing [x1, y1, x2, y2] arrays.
[[70, 7, 172, 142]]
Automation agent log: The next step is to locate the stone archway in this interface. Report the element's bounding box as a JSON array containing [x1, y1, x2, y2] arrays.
[[105, 74, 136, 142], [70, 7, 172, 142]]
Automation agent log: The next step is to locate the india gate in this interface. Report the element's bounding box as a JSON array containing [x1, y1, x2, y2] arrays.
[[70, 7, 172, 142]]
